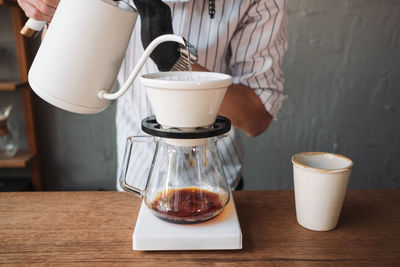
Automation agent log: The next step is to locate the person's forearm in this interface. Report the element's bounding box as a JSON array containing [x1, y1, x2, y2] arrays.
[[191, 63, 272, 137]]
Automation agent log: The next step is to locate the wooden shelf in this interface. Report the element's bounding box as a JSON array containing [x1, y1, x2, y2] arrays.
[[0, 150, 35, 168], [0, 80, 28, 91], [1, 2, 43, 189]]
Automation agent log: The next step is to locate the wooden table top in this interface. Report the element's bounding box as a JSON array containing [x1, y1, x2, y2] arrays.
[[0, 190, 399, 266]]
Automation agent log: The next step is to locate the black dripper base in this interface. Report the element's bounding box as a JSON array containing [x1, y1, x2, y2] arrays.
[[141, 115, 231, 139]]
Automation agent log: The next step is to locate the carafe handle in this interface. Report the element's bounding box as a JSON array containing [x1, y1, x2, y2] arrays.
[[119, 136, 155, 197], [98, 34, 186, 100]]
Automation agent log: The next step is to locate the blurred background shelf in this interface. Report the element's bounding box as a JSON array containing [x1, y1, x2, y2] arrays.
[[0, 80, 28, 91], [0, 3, 42, 190], [0, 151, 35, 168]]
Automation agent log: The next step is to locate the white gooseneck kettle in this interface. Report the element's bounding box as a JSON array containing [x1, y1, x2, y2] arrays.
[[27, 0, 186, 114]]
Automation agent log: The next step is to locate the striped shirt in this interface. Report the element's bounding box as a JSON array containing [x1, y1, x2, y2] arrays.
[[116, 0, 288, 191]]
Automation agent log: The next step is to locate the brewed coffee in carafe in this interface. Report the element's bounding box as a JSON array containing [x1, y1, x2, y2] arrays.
[[143, 137, 230, 223], [150, 188, 224, 223]]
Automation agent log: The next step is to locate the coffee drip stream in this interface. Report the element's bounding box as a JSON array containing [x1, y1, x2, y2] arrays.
[[188, 144, 207, 167]]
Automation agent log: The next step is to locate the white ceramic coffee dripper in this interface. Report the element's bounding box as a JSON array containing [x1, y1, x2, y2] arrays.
[[139, 71, 232, 146], [27, 0, 187, 114], [141, 71, 232, 129]]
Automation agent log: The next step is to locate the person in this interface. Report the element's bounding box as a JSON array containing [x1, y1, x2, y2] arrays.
[[18, 0, 288, 190]]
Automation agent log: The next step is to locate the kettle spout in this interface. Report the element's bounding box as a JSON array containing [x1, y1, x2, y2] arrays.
[[99, 34, 186, 100]]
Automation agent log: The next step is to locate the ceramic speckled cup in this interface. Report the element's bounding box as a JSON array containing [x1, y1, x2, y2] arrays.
[[291, 152, 353, 231]]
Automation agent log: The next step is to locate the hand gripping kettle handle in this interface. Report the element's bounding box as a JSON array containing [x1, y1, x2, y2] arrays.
[[119, 136, 155, 197], [98, 34, 186, 100]]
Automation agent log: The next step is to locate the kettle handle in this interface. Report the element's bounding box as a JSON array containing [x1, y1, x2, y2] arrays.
[[98, 34, 186, 100], [20, 18, 46, 38], [119, 136, 155, 197]]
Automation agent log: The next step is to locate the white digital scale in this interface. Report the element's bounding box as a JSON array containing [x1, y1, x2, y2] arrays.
[[132, 196, 242, 251]]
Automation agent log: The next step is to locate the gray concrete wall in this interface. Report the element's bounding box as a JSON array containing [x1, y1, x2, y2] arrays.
[[1, 0, 399, 190], [241, 0, 400, 190]]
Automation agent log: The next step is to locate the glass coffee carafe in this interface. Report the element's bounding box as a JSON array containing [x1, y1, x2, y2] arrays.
[[120, 116, 231, 224]]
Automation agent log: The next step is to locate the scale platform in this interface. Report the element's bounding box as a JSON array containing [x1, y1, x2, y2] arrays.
[[133, 195, 242, 251]]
